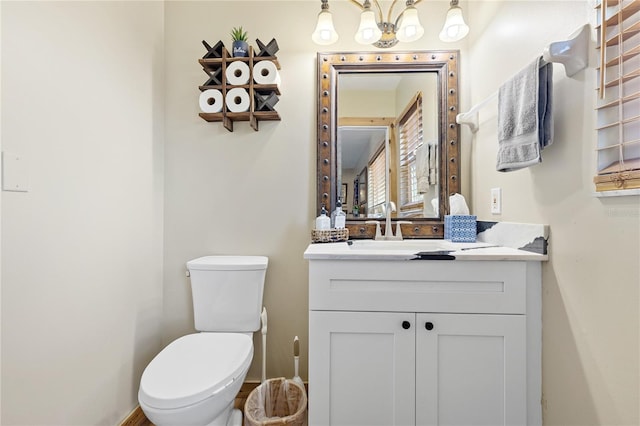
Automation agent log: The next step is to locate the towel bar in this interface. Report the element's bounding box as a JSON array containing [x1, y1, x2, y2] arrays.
[[457, 24, 590, 133]]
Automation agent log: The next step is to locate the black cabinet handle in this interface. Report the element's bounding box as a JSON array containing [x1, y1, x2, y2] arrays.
[[425, 322, 434, 331], [402, 321, 411, 330]]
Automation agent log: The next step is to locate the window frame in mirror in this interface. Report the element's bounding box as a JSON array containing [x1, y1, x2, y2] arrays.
[[316, 51, 461, 239]]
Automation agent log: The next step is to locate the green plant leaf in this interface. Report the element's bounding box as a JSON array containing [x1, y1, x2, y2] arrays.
[[230, 26, 248, 42]]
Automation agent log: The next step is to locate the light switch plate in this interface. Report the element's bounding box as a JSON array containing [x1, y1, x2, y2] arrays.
[[2, 152, 29, 192], [491, 187, 502, 214]]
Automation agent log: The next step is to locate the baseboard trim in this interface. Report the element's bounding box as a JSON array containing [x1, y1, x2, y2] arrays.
[[119, 405, 148, 426]]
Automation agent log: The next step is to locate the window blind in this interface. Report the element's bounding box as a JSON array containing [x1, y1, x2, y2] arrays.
[[594, 0, 640, 192], [398, 94, 424, 209], [368, 146, 386, 215]]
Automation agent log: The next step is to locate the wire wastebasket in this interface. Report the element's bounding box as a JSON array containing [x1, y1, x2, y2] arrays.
[[244, 378, 307, 426]]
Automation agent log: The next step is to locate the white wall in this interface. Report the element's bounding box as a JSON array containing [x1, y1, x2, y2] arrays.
[[1, 1, 637, 425], [163, 0, 316, 384], [465, 2, 639, 425], [163, 0, 456, 385], [1, 2, 165, 424]]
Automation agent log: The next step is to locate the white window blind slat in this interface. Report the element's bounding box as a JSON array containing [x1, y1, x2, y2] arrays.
[[399, 95, 424, 207], [368, 147, 386, 215]]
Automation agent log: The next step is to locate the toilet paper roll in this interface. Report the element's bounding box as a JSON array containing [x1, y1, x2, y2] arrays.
[[225, 88, 250, 112], [253, 60, 281, 85], [199, 89, 223, 113], [225, 61, 250, 85]]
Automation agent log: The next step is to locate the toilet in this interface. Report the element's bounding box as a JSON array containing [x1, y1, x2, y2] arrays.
[[138, 255, 268, 426]]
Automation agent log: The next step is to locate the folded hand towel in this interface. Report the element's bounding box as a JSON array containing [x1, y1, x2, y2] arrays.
[[497, 57, 553, 172], [416, 142, 438, 194], [416, 144, 430, 194], [428, 143, 438, 185]]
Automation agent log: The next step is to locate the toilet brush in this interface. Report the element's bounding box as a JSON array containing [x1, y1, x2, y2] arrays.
[[292, 336, 305, 391]]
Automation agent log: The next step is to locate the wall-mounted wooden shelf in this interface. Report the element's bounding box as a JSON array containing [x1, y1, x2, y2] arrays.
[[198, 40, 281, 132]]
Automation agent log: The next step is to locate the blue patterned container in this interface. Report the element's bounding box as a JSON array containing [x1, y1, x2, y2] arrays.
[[444, 215, 477, 242]]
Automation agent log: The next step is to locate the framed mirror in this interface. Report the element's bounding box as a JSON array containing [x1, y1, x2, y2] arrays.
[[316, 51, 460, 239]]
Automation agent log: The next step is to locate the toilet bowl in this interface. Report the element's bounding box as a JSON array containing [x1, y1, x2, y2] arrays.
[[138, 255, 268, 426], [139, 333, 253, 426]]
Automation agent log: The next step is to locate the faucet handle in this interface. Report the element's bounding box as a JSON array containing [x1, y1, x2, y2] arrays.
[[395, 221, 412, 240], [365, 220, 382, 240]]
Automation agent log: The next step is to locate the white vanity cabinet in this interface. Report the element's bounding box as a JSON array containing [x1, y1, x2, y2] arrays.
[[307, 258, 542, 426]]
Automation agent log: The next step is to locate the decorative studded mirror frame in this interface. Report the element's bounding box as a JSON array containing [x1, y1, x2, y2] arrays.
[[316, 51, 461, 239]]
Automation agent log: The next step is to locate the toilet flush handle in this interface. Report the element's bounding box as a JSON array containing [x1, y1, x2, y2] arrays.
[[185, 270, 190, 277]]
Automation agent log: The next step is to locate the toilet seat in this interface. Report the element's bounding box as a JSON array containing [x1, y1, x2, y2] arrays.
[[139, 333, 253, 410]]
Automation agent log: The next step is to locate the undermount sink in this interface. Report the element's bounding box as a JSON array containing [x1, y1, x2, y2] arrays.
[[347, 239, 459, 251]]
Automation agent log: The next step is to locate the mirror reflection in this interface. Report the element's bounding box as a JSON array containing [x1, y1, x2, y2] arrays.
[[338, 126, 389, 218], [338, 72, 440, 219]]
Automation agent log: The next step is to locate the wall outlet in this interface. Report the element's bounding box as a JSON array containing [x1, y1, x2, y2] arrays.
[[491, 187, 502, 214]]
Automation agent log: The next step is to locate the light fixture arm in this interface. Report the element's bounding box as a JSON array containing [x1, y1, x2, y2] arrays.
[[347, 0, 426, 30], [373, 0, 385, 25], [386, 0, 400, 25], [348, 0, 365, 10]]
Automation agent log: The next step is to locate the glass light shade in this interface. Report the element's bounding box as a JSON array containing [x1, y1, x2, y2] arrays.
[[311, 10, 339, 45], [355, 9, 382, 44], [396, 7, 424, 42], [439, 6, 469, 42]]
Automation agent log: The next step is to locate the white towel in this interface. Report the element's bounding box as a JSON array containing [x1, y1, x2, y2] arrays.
[[416, 144, 438, 194], [416, 144, 429, 193], [428, 143, 437, 184], [497, 57, 553, 172]]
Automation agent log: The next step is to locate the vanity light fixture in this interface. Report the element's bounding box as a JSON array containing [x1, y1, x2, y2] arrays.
[[312, 0, 468, 48], [439, 0, 469, 42], [312, 0, 340, 45]]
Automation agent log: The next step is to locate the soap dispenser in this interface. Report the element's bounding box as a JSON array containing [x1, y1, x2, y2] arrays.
[[331, 199, 347, 229], [315, 205, 331, 230]]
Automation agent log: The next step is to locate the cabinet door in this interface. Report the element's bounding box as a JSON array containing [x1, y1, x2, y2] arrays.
[[309, 311, 416, 426], [416, 314, 527, 426]]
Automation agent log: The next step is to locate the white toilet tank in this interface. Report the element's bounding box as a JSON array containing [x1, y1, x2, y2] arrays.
[[186, 256, 268, 332]]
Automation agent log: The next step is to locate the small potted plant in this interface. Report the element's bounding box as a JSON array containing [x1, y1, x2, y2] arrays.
[[230, 26, 249, 57]]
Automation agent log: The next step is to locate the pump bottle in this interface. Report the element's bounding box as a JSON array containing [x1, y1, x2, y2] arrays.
[[331, 199, 346, 229], [315, 205, 331, 230]]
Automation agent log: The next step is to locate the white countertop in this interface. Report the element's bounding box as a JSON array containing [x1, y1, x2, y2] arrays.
[[304, 240, 548, 261]]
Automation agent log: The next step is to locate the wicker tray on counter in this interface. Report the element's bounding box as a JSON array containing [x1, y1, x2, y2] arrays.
[[311, 228, 349, 243]]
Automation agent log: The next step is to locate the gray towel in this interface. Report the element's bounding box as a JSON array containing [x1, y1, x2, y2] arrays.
[[497, 57, 553, 172]]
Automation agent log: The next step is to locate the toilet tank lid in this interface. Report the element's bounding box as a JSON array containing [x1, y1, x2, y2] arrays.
[[187, 255, 268, 271]]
